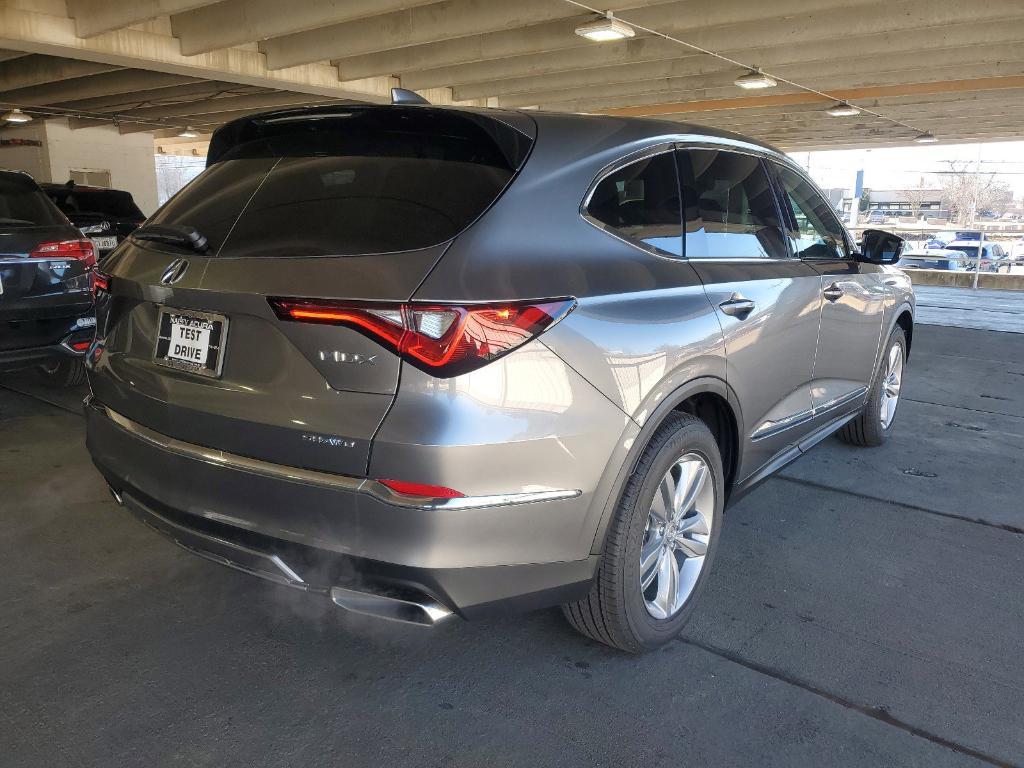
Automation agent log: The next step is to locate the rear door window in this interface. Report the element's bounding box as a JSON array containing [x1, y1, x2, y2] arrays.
[[0, 174, 69, 228], [585, 151, 682, 256], [680, 149, 788, 259]]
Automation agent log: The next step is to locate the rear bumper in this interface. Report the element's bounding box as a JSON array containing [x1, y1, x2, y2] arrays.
[[86, 402, 598, 619], [0, 311, 94, 371], [0, 335, 91, 370]]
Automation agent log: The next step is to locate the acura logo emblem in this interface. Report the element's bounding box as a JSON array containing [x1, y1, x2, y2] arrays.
[[160, 258, 189, 285]]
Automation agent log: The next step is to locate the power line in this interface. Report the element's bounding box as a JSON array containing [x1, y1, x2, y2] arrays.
[[562, 0, 929, 137]]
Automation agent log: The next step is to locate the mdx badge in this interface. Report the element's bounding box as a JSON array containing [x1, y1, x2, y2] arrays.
[[159, 258, 189, 285], [318, 350, 376, 365]]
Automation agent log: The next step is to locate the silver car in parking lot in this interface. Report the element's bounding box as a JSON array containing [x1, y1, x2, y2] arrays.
[[85, 104, 914, 652]]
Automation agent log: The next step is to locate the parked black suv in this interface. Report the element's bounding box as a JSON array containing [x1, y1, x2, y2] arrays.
[[0, 170, 96, 386], [41, 181, 145, 256]]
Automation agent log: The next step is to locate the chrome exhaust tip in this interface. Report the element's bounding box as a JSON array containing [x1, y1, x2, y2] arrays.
[[108, 485, 124, 505], [330, 585, 455, 627]]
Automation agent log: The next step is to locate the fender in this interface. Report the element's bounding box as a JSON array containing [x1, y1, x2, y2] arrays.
[[587, 375, 743, 556]]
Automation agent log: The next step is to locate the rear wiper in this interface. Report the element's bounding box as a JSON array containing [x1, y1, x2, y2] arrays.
[[132, 223, 209, 253]]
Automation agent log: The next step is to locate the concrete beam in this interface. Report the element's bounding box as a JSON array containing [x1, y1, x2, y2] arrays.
[[55, 82, 265, 112], [456, 44, 1024, 102], [0, 70, 199, 107], [109, 90, 341, 121], [171, 0, 443, 57], [114, 101, 337, 133], [0, 54, 119, 91], [401, 19, 1024, 91], [65, 0, 219, 38], [261, 0, 673, 70], [0, 50, 29, 64], [515, 61, 1024, 111], [334, 0, 1024, 79], [0, 5, 391, 102]]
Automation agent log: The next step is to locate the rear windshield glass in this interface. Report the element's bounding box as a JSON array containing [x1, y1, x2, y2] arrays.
[[146, 108, 532, 257], [47, 188, 144, 220], [0, 174, 69, 228]]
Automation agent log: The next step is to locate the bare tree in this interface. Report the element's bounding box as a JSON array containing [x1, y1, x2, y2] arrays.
[[941, 161, 1013, 225], [904, 176, 931, 220]]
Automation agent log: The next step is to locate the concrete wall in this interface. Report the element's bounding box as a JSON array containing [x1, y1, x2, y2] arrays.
[[43, 121, 159, 215], [0, 122, 50, 182], [905, 269, 1024, 291]]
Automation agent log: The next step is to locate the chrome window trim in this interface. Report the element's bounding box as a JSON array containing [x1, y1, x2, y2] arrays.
[[579, 142, 683, 261], [100, 406, 580, 511], [580, 135, 799, 263]]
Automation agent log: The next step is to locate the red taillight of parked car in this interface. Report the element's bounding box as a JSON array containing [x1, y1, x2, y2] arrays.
[[30, 239, 97, 269], [268, 297, 575, 377], [91, 270, 111, 297]]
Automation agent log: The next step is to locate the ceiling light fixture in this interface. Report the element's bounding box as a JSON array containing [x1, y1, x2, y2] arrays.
[[734, 68, 778, 90], [913, 131, 938, 143], [1, 108, 33, 124], [575, 12, 635, 42], [177, 126, 200, 138], [825, 102, 860, 117]]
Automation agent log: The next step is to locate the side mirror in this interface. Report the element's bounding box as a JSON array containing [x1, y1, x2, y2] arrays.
[[857, 229, 904, 265]]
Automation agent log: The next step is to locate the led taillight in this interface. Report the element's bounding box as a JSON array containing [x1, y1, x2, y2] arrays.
[[268, 298, 574, 377], [30, 239, 97, 268], [378, 479, 465, 499], [69, 340, 91, 352], [92, 270, 111, 297]]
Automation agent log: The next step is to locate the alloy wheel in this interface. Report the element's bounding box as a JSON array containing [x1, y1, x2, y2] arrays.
[[880, 343, 903, 429], [640, 453, 715, 620]]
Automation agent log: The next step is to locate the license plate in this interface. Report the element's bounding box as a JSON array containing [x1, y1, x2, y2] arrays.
[[91, 236, 118, 251], [153, 308, 228, 378]]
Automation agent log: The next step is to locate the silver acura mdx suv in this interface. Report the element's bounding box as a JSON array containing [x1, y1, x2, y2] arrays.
[[86, 104, 913, 652]]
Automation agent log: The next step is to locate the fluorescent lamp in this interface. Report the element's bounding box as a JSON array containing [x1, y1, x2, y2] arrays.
[[825, 102, 860, 117], [575, 16, 635, 42], [177, 127, 200, 138], [1, 108, 32, 124], [734, 68, 777, 90], [914, 132, 938, 143]]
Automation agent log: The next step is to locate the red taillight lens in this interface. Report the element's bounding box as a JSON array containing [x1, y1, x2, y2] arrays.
[[92, 270, 111, 297], [69, 340, 91, 352], [268, 298, 574, 377], [378, 479, 465, 499], [30, 239, 97, 268]]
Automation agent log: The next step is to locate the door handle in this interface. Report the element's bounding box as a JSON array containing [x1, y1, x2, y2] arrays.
[[823, 282, 844, 302], [719, 296, 756, 317]]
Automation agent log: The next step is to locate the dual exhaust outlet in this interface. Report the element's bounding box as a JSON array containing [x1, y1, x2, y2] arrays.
[[107, 484, 454, 627]]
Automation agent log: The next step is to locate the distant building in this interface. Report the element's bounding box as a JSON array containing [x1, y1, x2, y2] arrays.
[[840, 188, 949, 220]]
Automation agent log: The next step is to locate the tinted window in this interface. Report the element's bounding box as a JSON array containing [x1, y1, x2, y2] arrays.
[[681, 149, 786, 259], [774, 164, 847, 259], [143, 158, 277, 255], [585, 152, 682, 256], [48, 188, 144, 220], [0, 174, 68, 228], [147, 109, 528, 257]]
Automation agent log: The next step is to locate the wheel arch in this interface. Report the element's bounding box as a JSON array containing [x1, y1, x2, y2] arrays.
[[589, 376, 742, 556], [894, 305, 914, 358]]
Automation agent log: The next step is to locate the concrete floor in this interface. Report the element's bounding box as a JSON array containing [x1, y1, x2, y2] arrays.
[[1, 322, 1023, 768]]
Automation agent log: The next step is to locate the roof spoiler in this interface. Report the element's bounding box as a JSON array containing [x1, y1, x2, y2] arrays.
[[391, 87, 429, 105]]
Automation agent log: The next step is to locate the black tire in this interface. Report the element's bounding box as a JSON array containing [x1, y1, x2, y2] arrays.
[[36, 357, 87, 388], [562, 412, 724, 653], [838, 326, 907, 447]]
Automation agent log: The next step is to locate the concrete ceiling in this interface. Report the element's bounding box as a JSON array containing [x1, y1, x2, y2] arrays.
[[0, 0, 1022, 152]]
